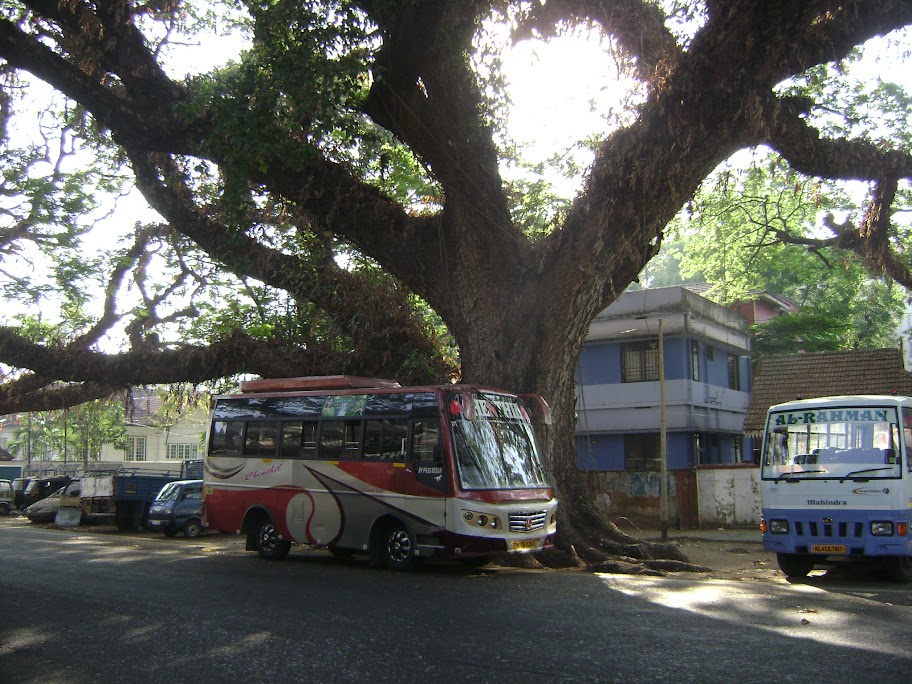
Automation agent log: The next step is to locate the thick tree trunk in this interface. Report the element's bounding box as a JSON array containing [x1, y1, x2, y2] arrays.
[[452, 284, 688, 569]]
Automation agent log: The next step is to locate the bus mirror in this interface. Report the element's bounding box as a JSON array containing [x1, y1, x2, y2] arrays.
[[520, 394, 553, 425]]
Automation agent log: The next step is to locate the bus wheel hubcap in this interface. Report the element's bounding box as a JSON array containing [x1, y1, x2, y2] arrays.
[[389, 530, 411, 561]]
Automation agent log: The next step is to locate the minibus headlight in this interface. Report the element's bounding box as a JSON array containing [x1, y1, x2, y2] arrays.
[[769, 519, 789, 534], [461, 510, 500, 530], [871, 521, 894, 536]]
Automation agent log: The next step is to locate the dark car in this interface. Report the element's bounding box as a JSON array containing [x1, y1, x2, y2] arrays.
[[147, 480, 204, 538], [14, 476, 72, 510]]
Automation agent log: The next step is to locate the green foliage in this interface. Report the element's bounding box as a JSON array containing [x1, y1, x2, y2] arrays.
[[8, 399, 128, 461], [186, 2, 377, 171], [662, 148, 907, 354]]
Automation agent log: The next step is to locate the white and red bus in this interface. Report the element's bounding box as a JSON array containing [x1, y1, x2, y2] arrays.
[[203, 376, 558, 570]]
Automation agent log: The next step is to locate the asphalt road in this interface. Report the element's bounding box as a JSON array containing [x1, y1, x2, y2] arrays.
[[1, 519, 911, 684]]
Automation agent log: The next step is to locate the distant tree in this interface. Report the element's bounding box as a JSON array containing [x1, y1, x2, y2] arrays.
[[670, 150, 906, 353], [7, 400, 127, 463]]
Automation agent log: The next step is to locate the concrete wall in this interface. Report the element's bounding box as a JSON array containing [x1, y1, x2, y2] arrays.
[[696, 466, 760, 527], [580, 465, 761, 529]]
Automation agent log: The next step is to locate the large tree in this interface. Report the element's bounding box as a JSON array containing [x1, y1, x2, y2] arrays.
[[2, 1, 912, 564]]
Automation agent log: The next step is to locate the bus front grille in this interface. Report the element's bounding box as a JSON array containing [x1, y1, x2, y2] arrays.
[[793, 520, 865, 538], [509, 511, 548, 533]]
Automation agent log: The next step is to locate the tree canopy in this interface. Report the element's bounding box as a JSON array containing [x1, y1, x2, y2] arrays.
[[3, 1, 912, 563], [640, 148, 908, 355]]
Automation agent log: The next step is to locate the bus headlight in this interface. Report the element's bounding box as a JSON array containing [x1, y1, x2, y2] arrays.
[[871, 521, 894, 536], [769, 519, 789, 534], [461, 510, 500, 530]]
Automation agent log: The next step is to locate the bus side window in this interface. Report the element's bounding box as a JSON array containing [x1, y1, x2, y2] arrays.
[[320, 420, 362, 460], [281, 422, 303, 459], [411, 419, 442, 465], [302, 422, 318, 459], [244, 421, 278, 458], [364, 419, 408, 461], [210, 421, 244, 456]]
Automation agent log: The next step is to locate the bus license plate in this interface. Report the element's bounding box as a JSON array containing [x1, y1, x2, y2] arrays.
[[811, 544, 847, 554], [512, 539, 540, 551]]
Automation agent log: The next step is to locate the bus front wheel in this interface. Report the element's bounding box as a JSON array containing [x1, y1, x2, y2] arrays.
[[776, 553, 814, 578], [379, 522, 422, 572], [884, 556, 912, 583], [256, 521, 291, 561]]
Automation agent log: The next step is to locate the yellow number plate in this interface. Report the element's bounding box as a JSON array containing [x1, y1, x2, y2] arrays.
[[811, 544, 847, 554], [511, 539, 540, 551]]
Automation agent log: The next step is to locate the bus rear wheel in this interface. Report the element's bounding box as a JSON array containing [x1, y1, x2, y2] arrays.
[[884, 556, 912, 583], [776, 553, 814, 578], [256, 521, 291, 561], [379, 522, 422, 572]]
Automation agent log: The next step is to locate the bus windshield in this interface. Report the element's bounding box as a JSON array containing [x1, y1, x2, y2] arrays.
[[448, 391, 548, 490], [762, 405, 904, 481]]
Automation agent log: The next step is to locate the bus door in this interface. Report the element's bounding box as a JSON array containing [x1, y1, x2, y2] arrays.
[[389, 418, 448, 531]]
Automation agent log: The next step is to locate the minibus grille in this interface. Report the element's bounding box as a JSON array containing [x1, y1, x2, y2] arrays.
[[509, 511, 547, 533], [792, 520, 865, 538]]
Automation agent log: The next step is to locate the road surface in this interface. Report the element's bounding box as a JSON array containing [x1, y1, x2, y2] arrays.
[[1, 519, 910, 683]]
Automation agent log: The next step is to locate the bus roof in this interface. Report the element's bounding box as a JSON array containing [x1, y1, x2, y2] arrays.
[[768, 394, 912, 412], [239, 376, 402, 393]]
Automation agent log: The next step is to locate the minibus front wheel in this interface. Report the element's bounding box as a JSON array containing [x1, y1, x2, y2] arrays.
[[884, 555, 912, 583], [776, 552, 814, 578]]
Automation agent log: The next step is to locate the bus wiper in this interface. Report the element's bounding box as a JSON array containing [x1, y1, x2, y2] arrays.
[[841, 467, 894, 481], [776, 470, 824, 482]]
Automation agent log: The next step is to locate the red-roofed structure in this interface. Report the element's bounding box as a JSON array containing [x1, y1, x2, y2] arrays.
[[743, 348, 912, 434]]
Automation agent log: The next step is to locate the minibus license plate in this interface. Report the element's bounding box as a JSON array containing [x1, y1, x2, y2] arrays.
[[811, 544, 846, 554], [512, 539, 539, 551]]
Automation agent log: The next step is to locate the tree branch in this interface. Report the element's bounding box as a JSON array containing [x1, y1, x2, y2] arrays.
[[515, 0, 680, 83], [766, 96, 912, 181], [0, 326, 350, 386]]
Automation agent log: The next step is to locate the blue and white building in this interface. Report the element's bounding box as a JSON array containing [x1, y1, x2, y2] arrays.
[[575, 287, 757, 526]]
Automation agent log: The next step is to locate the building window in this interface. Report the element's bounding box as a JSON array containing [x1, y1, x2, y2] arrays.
[[727, 354, 741, 390], [691, 341, 700, 381], [127, 436, 147, 462], [624, 434, 660, 470], [693, 433, 704, 465], [706, 346, 714, 360], [732, 436, 743, 462], [166, 443, 198, 460], [621, 340, 659, 383]]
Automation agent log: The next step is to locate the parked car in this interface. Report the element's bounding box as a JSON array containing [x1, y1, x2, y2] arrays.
[[147, 479, 204, 538], [0, 479, 13, 515], [23, 480, 81, 523], [14, 475, 72, 510]]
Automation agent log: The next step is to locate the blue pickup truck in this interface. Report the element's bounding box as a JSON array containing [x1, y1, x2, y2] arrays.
[[147, 479, 204, 538], [80, 460, 203, 530]]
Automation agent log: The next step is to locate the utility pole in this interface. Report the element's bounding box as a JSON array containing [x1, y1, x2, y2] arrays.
[[659, 318, 668, 541]]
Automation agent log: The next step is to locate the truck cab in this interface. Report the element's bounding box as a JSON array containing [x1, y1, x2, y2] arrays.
[[147, 480, 204, 538]]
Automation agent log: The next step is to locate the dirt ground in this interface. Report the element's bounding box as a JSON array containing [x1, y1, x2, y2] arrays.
[[665, 535, 781, 582]]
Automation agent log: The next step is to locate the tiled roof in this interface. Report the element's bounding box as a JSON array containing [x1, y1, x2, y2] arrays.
[[743, 348, 912, 433]]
